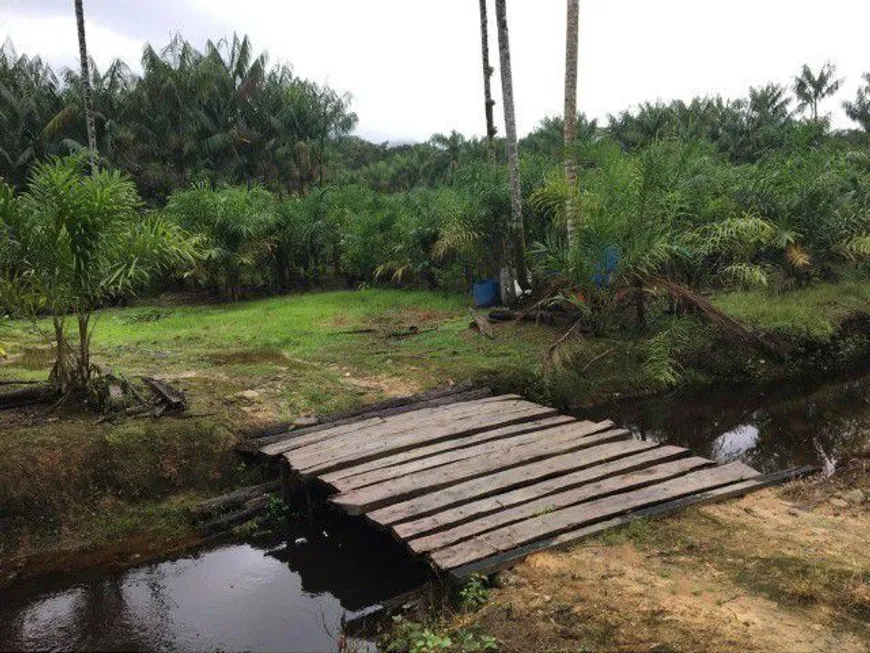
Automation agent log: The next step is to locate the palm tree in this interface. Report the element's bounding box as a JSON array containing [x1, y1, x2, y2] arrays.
[[9, 153, 194, 397], [793, 63, 842, 123], [73, 0, 98, 171], [563, 0, 580, 248], [844, 73, 870, 133], [494, 0, 527, 301], [0, 44, 63, 187], [478, 0, 497, 161]]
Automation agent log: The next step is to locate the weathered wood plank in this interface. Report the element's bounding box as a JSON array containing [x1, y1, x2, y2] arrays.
[[319, 414, 578, 485], [287, 398, 541, 465], [393, 446, 694, 539], [261, 394, 522, 456], [406, 457, 712, 551], [368, 440, 671, 526], [246, 382, 490, 451], [327, 419, 613, 492], [260, 416, 386, 456], [329, 428, 634, 515], [291, 403, 561, 475], [445, 465, 816, 579], [430, 462, 760, 569]]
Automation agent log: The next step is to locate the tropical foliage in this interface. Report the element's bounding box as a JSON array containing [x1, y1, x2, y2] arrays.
[[0, 35, 357, 200], [3, 33, 870, 341], [0, 153, 195, 397]]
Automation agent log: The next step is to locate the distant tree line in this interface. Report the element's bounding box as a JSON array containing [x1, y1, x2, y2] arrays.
[[0, 34, 357, 200]]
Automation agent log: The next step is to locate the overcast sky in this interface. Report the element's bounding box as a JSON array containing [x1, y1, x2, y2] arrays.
[[1, 0, 867, 142]]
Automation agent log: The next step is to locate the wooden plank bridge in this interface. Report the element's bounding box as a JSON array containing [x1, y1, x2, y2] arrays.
[[256, 391, 793, 580]]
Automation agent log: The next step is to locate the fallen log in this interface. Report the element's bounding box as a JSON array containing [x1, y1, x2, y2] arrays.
[[0, 385, 53, 410], [197, 496, 270, 536], [488, 308, 561, 325], [189, 480, 281, 519], [469, 309, 495, 339], [487, 309, 516, 322]]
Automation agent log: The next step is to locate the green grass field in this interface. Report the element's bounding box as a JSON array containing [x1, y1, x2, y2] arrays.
[[2, 288, 552, 418]]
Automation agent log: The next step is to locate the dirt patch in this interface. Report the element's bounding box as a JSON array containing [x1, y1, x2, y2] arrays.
[[363, 308, 455, 329], [2, 345, 53, 370], [467, 485, 870, 653], [207, 348, 291, 367], [342, 373, 422, 398]]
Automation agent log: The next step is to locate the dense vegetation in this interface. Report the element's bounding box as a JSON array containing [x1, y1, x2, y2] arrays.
[[3, 35, 870, 337]]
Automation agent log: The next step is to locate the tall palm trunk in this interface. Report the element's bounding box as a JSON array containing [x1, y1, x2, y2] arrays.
[[478, 0, 497, 162], [74, 0, 98, 172], [494, 0, 528, 301], [564, 0, 580, 248]]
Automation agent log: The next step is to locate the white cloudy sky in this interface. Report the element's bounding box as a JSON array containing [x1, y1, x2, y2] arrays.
[[1, 0, 866, 142]]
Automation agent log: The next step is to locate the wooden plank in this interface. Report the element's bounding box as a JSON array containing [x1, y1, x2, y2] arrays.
[[329, 428, 634, 515], [368, 441, 674, 526], [393, 447, 694, 539], [406, 457, 712, 552], [261, 394, 521, 456], [291, 403, 561, 475], [445, 465, 815, 579], [245, 385, 493, 452], [287, 398, 542, 465], [260, 416, 386, 456], [319, 414, 578, 485], [430, 462, 760, 570], [327, 419, 613, 493], [262, 394, 523, 456]]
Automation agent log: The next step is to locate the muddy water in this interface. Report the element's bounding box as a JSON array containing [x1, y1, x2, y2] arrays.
[[581, 368, 870, 474], [4, 372, 870, 651], [0, 513, 429, 652]]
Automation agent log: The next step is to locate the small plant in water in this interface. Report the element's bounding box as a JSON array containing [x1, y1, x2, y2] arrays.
[[263, 493, 290, 527], [459, 573, 490, 610]]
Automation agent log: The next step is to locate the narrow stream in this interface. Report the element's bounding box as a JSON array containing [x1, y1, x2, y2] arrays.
[[580, 368, 870, 474], [0, 513, 429, 652], [3, 372, 870, 651]]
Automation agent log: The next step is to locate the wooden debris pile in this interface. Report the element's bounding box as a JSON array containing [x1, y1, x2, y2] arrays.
[[96, 374, 188, 421]]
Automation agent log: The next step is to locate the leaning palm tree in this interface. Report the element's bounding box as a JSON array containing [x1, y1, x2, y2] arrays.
[[563, 0, 580, 248], [793, 62, 842, 123], [478, 0, 497, 161], [73, 0, 98, 170], [494, 0, 527, 301]]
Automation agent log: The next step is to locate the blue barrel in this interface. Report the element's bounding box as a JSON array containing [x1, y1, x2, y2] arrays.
[[472, 278, 500, 307], [592, 245, 620, 288]]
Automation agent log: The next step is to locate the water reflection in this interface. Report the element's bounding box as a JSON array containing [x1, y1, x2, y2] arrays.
[[0, 512, 427, 652], [711, 424, 760, 462], [581, 371, 870, 473]]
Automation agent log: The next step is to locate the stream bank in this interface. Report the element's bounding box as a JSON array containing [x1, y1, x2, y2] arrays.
[[2, 363, 870, 651], [2, 287, 870, 651]]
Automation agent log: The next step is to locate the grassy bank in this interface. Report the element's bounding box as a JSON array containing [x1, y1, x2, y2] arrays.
[[2, 283, 870, 579]]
